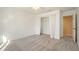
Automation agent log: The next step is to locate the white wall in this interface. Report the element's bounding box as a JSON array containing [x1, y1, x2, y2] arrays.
[[77, 8, 79, 46], [49, 10, 60, 39], [54, 11, 60, 39], [0, 8, 36, 40], [0, 9, 4, 43], [0, 8, 76, 41]]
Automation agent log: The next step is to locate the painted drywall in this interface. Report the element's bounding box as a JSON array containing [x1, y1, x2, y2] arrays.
[[0, 8, 36, 40], [52, 10, 60, 39], [0, 9, 4, 44], [0, 8, 76, 41], [77, 8, 79, 46], [54, 11, 60, 39]]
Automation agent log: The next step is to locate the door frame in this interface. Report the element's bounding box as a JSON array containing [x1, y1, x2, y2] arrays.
[[62, 14, 76, 42]]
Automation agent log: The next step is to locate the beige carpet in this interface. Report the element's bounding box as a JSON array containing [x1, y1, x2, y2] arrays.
[[4, 34, 79, 51]]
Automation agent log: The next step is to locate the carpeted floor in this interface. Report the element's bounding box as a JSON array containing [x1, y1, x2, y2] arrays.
[[4, 34, 79, 51]]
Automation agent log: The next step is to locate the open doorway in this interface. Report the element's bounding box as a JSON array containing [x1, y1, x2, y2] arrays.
[[63, 16, 73, 40], [40, 17, 50, 35], [62, 14, 77, 42]]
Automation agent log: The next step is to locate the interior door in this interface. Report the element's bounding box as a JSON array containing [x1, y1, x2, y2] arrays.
[[41, 17, 50, 34]]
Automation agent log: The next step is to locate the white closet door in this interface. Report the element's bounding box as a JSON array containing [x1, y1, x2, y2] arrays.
[[41, 17, 50, 34]]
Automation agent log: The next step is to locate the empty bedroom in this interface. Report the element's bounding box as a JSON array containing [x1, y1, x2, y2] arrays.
[[0, 7, 79, 51]]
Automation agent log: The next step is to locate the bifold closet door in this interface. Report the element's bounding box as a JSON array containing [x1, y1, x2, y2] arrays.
[[41, 17, 50, 34]]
